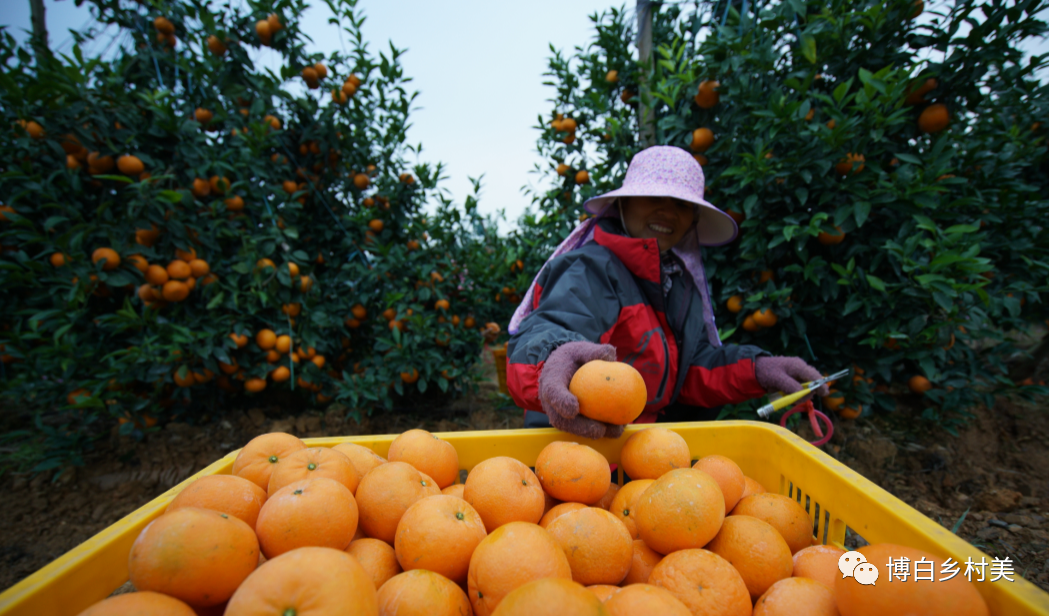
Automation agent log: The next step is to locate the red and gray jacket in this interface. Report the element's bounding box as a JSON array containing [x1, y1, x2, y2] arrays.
[[507, 218, 769, 423]]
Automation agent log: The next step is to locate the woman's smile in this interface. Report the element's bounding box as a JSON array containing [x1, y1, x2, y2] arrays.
[[621, 196, 696, 252]]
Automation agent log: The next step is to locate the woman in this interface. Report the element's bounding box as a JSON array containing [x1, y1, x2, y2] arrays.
[[506, 146, 828, 439]]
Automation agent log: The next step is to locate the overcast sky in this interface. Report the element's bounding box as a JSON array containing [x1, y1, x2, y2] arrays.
[[5, 1, 1048, 232]]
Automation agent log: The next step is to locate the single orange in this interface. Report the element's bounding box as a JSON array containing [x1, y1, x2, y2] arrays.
[[695, 80, 720, 109], [693, 454, 746, 514], [441, 483, 465, 499], [569, 360, 648, 425], [188, 259, 209, 278], [909, 375, 933, 394], [166, 259, 191, 280], [463, 456, 545, 532], [117, 155, 145, 176], [622, 539, 663, 585], [609, 479, 654, 539], [256, 329, 277, 350], [620, 428, 690, 480], [726, 295, 743, 313], [604, 584, 691, 616], [378, 569, 473, 616], [167, 474, 267, 528], [146, 264, 170, 285], [635, 469, 724, 554], [918, 103, 950, 133], [539, 502, 588, 528], [162, 280, 189, 302], [547, 507, 633, 585], [244, 378, 266, 393], [740, 476, 767, 500], [129, 507, 258, 608], [267, 446, 360, 496], [753, 577, 838, 616], [792, 544, 845, 596], [224, 547, 377, 615], [730, 493, 812, 554], [691, 128, 715, 153], [706, 515, 793, 600], [76, 591, 196, 616], [490, 577, 606, 616], [332, 442, 386, 480], [388, 429, 459, 489], [648, 548, 751, 616], [255, 477, 359, 558], [394, 494, 487, 585], [347, 538, 401, 589], [92, 247, 121, 271], [467, 522, 573, 616], [535, 441, 611, 504], [752, 308, 778, 328], [355, 461, 440, 544], [232, 432, 307, 490]]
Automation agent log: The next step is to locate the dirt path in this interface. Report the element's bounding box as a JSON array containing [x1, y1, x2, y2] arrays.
[[2, 346, 1048, 595]]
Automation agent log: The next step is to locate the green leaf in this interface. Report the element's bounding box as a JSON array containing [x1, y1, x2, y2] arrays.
[[866, 274, 886, 292], [207, 292, 225, 309], [833, 81, 849, 103], [853, 201, 871, 227], [894, 153, 922, 165], [800, 35, 817, 64]]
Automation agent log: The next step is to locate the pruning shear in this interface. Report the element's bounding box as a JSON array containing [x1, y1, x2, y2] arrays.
[[756, 368, 850, 419]]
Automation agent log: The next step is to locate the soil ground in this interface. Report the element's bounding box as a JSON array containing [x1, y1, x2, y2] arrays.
[[2, 344, 1048, 596]]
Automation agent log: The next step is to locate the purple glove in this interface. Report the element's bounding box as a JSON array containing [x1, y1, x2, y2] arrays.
[[538, 341, 625, 440], [754, 356, 830, 403]]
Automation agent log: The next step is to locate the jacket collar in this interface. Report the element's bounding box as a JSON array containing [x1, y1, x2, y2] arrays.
[[593, 218, 661, 284]]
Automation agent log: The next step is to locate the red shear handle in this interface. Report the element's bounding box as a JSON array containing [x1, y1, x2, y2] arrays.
[[779, 400, 834, 447]]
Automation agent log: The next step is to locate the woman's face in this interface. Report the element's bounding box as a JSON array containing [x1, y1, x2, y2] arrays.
[[621, 196, 696, 252]]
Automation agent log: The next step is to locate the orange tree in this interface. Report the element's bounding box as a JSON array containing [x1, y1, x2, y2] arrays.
[[0, 0, 506, 471], [523, 0, 1049, 431]]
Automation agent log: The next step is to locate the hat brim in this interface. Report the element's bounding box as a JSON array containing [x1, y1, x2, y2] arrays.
[[584, 187, 738, 247]]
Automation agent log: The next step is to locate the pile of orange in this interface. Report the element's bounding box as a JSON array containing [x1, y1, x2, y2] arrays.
[[551, 113, 578, 145], [78, 421, 990, 616], [134, 246, 216, 310]]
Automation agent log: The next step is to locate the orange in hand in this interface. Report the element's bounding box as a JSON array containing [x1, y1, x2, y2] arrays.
[[569, 360, 648, 425]]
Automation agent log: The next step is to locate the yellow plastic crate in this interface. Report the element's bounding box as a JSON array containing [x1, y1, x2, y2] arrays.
[[1, 421, 1047, 615]]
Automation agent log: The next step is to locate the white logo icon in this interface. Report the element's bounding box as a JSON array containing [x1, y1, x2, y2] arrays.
[[838, 551, 868, 578], [854, 562, 880, 585]]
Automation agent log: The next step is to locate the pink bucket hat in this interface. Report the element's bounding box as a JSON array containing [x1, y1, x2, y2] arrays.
[[583, 145, 738, 246]]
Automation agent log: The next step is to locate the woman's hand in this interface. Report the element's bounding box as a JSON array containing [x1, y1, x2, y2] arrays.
[[538, 341, 625, 439], [754, 356, 830, 403]]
